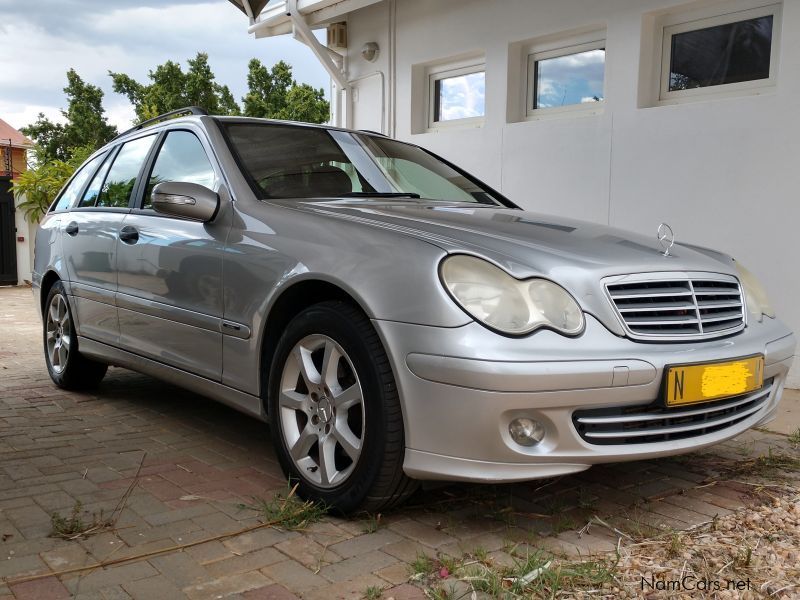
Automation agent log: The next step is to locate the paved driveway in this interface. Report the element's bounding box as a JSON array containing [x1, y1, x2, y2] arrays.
[[0, 285, 797, 599]]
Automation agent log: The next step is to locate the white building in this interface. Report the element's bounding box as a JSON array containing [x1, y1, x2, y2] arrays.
[[233, 0, 799, 387]]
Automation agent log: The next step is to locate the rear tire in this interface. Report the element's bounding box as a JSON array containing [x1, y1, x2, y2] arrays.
[[43, 281, 108, 390], [268, 300, 417, 513]]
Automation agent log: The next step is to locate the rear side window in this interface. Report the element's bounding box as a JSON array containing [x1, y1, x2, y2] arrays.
[[51, 153, 104, 212], [79, 135, 156, 208], [79, 153, 114, 207], [143, 131, 216, 209], [97, 135, 157, 208]]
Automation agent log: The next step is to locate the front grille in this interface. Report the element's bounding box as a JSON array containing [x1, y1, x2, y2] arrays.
[[606, 276, 745, 340], [573, 379, 773, 446]]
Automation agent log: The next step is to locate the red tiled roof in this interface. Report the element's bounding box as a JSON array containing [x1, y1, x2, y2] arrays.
[[0, 117, 33, 149]]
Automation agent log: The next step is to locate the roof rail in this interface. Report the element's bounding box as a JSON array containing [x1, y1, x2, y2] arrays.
[[112, 106, 209, 142], [358, 129, 388, 137]]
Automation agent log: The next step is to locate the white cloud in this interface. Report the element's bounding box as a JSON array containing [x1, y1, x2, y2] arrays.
[[88, 3, 243, 40], [439, 72, 485, 121], [105, 101, 138, 132], [0, 21, 136, 90], [0, 1, 330, 131], [0, 102, 64, 131]]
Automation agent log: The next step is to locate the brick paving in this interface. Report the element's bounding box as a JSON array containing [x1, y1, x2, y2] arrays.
[[0, 285, 797, 599]]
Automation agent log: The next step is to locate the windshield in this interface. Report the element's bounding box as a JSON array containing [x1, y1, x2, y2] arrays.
[[222, 122, 504, 205]]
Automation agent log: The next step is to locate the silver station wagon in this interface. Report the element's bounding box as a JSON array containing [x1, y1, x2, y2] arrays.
[[33, 107, 796, 512]]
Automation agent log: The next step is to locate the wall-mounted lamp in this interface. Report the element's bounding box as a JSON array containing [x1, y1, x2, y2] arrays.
[[361, 42, 379, 62]]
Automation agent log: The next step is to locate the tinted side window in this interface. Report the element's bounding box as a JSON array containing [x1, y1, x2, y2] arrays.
[[144, 131, 216, 209], [79, 153, 114, 207], [94, 135, 156, 208], [51, 153, 104, 212]]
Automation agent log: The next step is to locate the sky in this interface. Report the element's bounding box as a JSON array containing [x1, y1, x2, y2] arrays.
[[535, 49, 605, 109], [0, 0, 330, 132]]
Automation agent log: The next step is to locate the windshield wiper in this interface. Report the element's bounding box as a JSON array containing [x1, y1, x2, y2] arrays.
[[342, 192, 421, 198]]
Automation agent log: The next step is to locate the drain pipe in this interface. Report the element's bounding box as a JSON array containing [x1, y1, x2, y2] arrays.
[[285, 0, 348, 126]]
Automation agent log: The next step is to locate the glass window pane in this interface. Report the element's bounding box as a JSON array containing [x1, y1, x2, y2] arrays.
[[224, 123, 503, 205], [52, 153, 104, 211], [79, 154, 114, 207], [145, 132, 216, 208], [534, 48, 605, 109], [669, 15, 773, 91], [96, 135, 156, 208], [357, 135, 496, 204], [225, 124, 359, 198], [434, 71, 485, 122]]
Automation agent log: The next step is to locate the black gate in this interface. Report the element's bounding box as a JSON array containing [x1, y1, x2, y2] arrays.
[[0, 179, 18, 286]]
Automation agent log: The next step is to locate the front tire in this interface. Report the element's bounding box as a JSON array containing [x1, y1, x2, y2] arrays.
[[43, 281, 108, 390], [268, 301, 416, 513]]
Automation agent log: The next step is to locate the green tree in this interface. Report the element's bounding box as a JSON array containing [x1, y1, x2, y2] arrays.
[[110, 53, 241, 122], [11, 145, 94, 222], [19, 116, 67, 162], [20, 69, 117, 163], [62, 69, 118, 151], [242, 59, 329, 123]]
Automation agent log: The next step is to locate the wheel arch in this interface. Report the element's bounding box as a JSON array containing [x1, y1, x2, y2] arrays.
[[39, 270, 62, 317], [259, 278, 371, 408]]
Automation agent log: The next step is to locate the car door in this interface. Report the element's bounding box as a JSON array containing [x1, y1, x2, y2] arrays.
[[61, 135, 158, 345], [115, 128, 228, 381]]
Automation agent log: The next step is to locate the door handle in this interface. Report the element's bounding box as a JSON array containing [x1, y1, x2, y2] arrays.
[[65, 222, 79, 236], [119, 225, 139, 245]]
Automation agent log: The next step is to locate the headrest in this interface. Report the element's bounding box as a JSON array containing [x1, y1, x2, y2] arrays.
[[265, 164, 353, 198]]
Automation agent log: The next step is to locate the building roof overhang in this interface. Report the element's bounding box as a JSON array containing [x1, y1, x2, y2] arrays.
[[232, 0, 383, 37], [0, 118, 33, 150]]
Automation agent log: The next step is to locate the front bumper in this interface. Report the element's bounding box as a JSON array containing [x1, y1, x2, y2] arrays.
[[374, 314, 795, 482]]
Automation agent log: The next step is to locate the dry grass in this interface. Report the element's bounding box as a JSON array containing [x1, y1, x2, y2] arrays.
[[608, 487, 800, 599], [408, 444, 800, 599], [237, 484, 326, 530], [50, 452, 146, 540]]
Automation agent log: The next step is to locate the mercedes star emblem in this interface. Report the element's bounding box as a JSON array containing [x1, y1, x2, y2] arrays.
[[657, 223, 675, 257]]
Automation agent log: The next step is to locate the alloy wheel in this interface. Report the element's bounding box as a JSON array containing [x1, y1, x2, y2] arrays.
[[46, 294, 71, 374], [279, 334, 365, 488]]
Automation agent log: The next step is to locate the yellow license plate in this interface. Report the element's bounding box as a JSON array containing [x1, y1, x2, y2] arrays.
[[665, 355, 764, 406]]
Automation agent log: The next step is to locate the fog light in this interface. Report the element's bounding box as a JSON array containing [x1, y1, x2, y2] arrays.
[[508, 418, 545, 447]]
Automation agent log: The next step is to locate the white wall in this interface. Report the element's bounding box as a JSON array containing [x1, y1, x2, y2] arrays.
[[344, 0, 800, 387], [12, 194, 33, 285]]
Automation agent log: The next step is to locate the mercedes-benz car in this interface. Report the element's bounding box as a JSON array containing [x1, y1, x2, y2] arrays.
[[33, 107, 796, 512]]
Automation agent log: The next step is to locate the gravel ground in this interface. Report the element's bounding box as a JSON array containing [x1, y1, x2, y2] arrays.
[[609, 487, 800, 599]]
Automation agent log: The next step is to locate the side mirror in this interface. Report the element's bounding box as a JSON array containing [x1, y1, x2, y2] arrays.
[[151, 181, 219, 222]]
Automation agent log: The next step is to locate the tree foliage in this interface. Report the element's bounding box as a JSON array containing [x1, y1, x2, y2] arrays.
[[110, 55, 329, 125], [15, 55, 330, 223], [243, 59, 329, 123], [21, 69, 117, 163], [15, 69, 116, 222], [11, 145, 94, 222], [110, 53, 241, 122], [19, 116, 67, 163]]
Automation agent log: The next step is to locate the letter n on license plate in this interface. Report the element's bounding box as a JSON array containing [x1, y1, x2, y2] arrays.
[[665, 355, 764, 406]]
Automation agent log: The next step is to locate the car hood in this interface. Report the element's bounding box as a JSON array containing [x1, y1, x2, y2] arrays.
[[278, 199, 736, 279], [272, 199, 741, 336]]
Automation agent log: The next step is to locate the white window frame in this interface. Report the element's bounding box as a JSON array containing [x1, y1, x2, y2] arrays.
[[427, 59, 486, 131], [523, 30, 606, 120], [658, 3, 781, 103]]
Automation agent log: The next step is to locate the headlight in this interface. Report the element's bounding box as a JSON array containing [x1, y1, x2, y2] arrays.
[[440, 255, 584, 336], [735, 261, 775, 322]]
